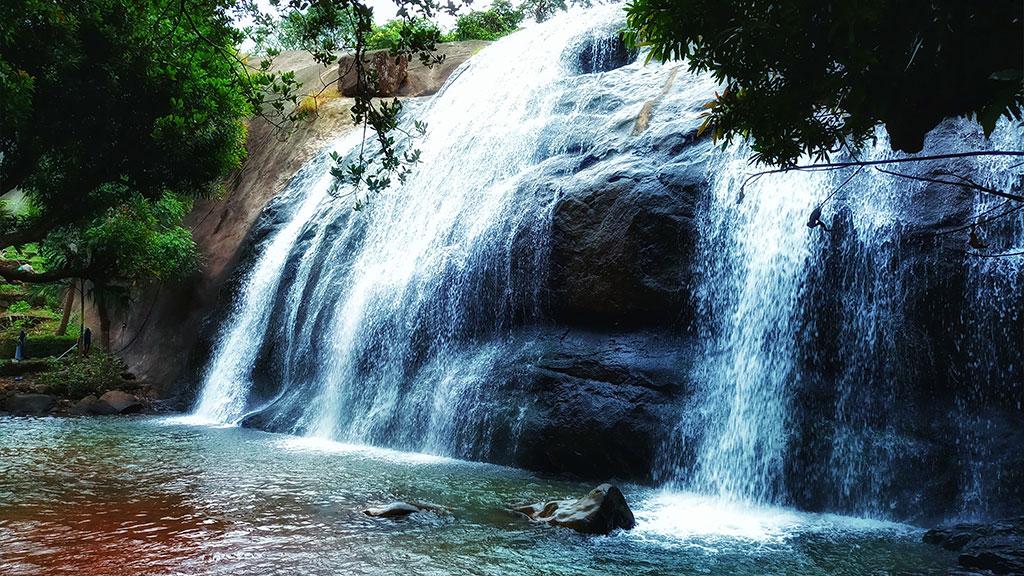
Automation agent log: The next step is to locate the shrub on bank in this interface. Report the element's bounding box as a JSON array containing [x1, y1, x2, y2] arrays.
[[0, 358, 50, 377], [39, 353, 129, 400], [0, 334, 78, 359]]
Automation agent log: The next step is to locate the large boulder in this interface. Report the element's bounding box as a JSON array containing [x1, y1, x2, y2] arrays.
[[512, 484, 635, 535], [510, 329, 694, 482], [71, 394, 98, 415], [924, 517, 1024, 575], [338, 50, 408, 97], [93, 390, 144, 415], [1, 393, 56, 415], [546, 156, 704, 330]]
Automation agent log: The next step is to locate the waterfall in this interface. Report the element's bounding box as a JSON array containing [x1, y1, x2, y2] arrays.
[[191, 6, 677, 455], [190, 4, 1022, 519], [662, 121, 1023, 513]]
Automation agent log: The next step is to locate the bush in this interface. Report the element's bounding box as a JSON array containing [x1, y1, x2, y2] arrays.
[[0, 334, 78, 359], [0, 358, 50, 377], [448, 0, 524, 41], [7, 300, 31, 314], [39, 353, 128, 400], [366, 18, 442, 51]]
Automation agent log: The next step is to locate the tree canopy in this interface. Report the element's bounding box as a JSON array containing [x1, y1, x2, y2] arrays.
[[1, 0, 251, 283], [625, 0, 1024, 166]]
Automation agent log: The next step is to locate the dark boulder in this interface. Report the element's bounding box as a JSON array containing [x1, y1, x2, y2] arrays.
[[93, 390, 144, 415], [512, 483, 635, 535], [338, 50, 408, 97], [572, 32, 637, 74], [507, 329, 694, 482], [924, 517, 1024, 575], [548, 160, 703, 329], [71, 394, 98, 415], [1, 393, 56, 415]]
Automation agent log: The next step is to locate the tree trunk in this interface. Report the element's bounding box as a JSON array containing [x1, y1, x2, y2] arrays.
[[56, 286, 74, 336]]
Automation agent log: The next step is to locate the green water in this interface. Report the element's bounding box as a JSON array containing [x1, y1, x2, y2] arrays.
[[0, 416, 952, 575]]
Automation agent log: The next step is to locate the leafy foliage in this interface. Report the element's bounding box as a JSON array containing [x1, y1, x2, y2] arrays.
[[518, 0, 568, 23], [366, 17, 442, 50], [276, 3, 358, 52], [447, 0, 524, 41], [625, 0, 1024, 166], [40, 353, 128, 400], [0, 0, 250, 277], [7, 301, 31, 315]]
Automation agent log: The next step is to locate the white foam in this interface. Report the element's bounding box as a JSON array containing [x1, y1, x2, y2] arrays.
[[632, 490, 914, 544], [275, 435, 455, 465]]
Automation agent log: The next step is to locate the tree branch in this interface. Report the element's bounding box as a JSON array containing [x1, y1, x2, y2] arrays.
[[0, 220, 56, 249], [0, 263, 88, 284], [740, 151, 1024, 199]]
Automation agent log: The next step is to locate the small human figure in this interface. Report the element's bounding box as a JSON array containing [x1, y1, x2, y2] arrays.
[[14, 330, 25, 362], [807, 205, 831, 232], [82, 327, 92, 357]]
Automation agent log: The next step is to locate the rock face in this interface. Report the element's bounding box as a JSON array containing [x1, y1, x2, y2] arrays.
[[513, 484, 635, 535], [112, 43, 489, 403], [924, 517, 1024, 575], [1, 393, 56, 415], [93, 390, 144, 415], [509, 330, 694, 482], [546, 156, 704, 328], [338, 50, 409, 97]]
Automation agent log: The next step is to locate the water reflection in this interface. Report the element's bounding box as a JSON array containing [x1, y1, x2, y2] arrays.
[[0, 417, 953, 575]]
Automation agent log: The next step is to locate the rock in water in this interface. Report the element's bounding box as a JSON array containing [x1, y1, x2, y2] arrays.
[[1, 393, 56, 415], [923, 516, 1024, 574], [512, 484, 635, 535], [93, 390, 144, 415], [71, 395, 98, 415], [363, 501, 447, 519]]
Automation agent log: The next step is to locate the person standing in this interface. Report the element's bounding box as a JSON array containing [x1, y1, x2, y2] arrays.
[[14, 330, 25, 362]]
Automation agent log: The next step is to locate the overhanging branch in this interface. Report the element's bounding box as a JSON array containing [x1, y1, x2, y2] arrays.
[[0, 263, 88, 283], [740, 150, 1024, 200]]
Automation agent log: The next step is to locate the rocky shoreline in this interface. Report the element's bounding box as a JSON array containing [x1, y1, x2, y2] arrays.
[[923, 517, 1024, 575], [0, 365, 162, 417]]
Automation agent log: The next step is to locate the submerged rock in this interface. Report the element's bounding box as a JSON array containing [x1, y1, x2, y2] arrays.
[[93, 390, 144, 415], [1, 393, 56, 415], [363, 501, 448, 519], [924, 517, 1024, 575], [512, 483, 635, 535]]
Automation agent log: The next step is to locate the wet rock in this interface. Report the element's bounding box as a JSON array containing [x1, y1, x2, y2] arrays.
[[924, 517, 1024, 575], [71, 395, 98, 415], [509, 329, 694, 482], [573, 32, 636, 74], [512, 483, 635, 535], [2, 393, 57, 415], [363, 501, 448, 518], [546, 155, 706, 330], [338, 50, 408, 97], [93, 390, 144, 415]]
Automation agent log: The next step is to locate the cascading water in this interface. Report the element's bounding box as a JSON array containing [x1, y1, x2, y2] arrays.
[[191, 6, 700, 457], [190, 5, 1022, 520], [661, 120, 1022, 515]]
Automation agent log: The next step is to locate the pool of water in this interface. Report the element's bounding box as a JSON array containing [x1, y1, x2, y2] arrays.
[[0, 416, 953, 575]]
